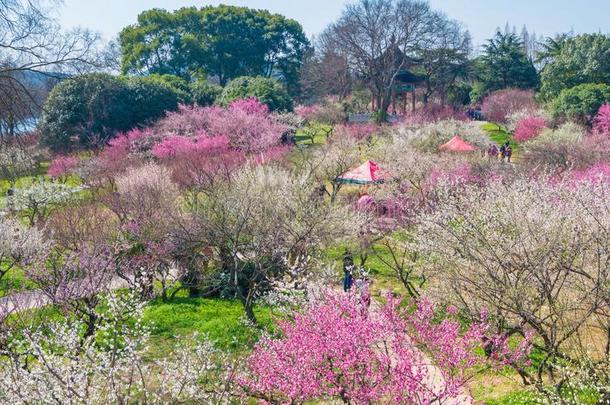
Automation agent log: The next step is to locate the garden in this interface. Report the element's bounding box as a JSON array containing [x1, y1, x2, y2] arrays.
[[1, 0, 610, 404]]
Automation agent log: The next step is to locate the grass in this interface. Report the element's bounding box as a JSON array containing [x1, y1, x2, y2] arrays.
[[481, 122, 520, 151], [0, 265, 37, 297], [294, 123, 332, 146], [143, 291, 279, 355]]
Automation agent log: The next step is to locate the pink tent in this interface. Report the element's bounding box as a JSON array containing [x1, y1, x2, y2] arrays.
[[439, 136, 476, 152], [337, 160, 390, 185]]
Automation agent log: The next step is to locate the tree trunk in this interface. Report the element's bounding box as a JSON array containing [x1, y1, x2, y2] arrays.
[[242, 298, 257, 325]]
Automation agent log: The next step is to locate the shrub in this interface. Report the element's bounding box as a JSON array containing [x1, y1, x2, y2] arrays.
[[124, 76, 181, 125], [190, 79, 222, 106], [155, 102, 287, 153], [219, 76, 293, 112], [480, 89, 537, 124], [39, 73, 182, 151], [39, 73, 132, 151], [147, 73, 193, 103], [514, 116, 547, 142], [550, 83, 610, 125], [593, 103, 610, 135], [521, 123, 596, 171]]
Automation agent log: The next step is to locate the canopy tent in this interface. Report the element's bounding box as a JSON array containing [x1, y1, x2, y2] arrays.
[[439, 136, 476, 152], [336, 160, 390, 185]]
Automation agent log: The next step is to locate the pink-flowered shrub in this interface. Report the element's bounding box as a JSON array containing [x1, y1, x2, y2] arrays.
[[514, 116, 546, 142]]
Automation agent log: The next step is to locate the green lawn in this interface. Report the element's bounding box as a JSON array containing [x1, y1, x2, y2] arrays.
[[481, 122, 520, 152], [294, 123, 332, 146], [143, 292, 278, 354], [0, 265, 37, 297]]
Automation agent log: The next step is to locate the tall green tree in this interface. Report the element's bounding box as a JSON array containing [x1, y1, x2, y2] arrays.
[[476, 32, 538, 94], [119, 5, 310, 92], [540, 34, 610, 101]]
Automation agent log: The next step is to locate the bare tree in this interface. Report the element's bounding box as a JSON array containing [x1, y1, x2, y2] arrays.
[[323, 0, 439, 120], [0, 0, 100, 141], [419, 17, 471, 105]]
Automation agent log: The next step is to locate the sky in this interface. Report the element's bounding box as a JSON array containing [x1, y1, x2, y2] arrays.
[[58, 0, 610, 49]]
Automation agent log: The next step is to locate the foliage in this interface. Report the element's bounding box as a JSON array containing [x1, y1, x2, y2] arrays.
[[185, 165, 363, 323], [190, 79, 222, 106], [119, 5, 309, 91], [241, 290, 530, 404], [218, 76, 293, 112], [123, 75, 182, 125], [0, 216, 47, 284], [550, 83, 610, 125], [8, 181, 80, 225], [481, 89, 538, 124], [592, 103, 610, 135], [540, 33, 610, 101], [39, 73, 181, 151], [513, 116, 546, 142], [476, 32, 539, 95], [0, 291, 236, 404]]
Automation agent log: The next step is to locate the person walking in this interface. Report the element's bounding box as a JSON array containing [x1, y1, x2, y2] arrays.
[[499, 144, 506, 161], [342, 249, 354, 292]]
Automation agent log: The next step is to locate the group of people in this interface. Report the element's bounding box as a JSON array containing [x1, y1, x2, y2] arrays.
[[342, 249, 372, 309], [487, 140, 513, 163]]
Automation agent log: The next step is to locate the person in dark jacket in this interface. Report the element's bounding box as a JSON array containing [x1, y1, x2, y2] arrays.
[[342, 249, 354, 292]]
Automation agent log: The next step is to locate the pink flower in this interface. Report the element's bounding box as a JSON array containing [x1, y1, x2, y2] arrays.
[[593, 104, 610, 135], [48, 155, 79, 178], [240, 290, 531, 403], [514, 116, 546, 142]]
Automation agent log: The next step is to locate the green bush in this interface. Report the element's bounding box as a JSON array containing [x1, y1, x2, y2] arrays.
[[550, 83, 610, 125], [39, 73, 182, 151], [124, 76, 181, 125], [190, 79, 223, 106], [219, 76, 293, 112], [147, 74, 193, 103]]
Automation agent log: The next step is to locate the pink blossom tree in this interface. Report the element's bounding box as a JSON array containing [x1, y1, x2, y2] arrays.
[[593, 103, 610, 135], [154, 101, 287, 153], [48, 155, 79, 182], [513, 116, 546, 142], [229, 97, 269, 115], [241, 290, 530, 404], [481, 89, 537, 124]]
